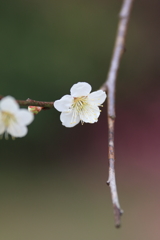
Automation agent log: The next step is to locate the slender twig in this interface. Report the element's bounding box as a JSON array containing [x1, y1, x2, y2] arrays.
[[0, 96, 54, 109], [101, 0, 134, 227]]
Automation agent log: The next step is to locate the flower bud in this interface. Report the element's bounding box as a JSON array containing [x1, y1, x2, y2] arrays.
[[28, 106, 43, 115]]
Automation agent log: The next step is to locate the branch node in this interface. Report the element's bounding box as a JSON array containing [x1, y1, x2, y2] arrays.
[[106, 180, 110, 186], [120, 209, 124, 215]]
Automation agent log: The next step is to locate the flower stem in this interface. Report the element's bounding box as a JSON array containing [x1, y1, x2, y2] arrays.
[[0, 96, 54, 109]]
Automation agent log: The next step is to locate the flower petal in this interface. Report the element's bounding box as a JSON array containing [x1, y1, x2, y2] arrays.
[[70, 82, 92, 97], [16, 110, 34, 126], [7, 123, 28, 137], [60, 111, 80, 127], [0, 113, 5, 134], [0, 96, 19, 113], [80, 105, 100, 123], [88, 90, 107, 106], [54, 95, 73, 112]]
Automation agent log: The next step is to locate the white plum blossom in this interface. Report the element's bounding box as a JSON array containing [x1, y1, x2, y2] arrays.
[[0, 96, 34, 138], [54, 82, 107, 127]]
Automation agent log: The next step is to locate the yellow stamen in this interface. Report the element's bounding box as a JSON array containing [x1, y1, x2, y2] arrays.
[[2, 111, 16, 127], [70, 96, 100, 125]]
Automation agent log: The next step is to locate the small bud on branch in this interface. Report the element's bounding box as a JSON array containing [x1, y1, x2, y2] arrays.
[[28, 106, 43, 115]]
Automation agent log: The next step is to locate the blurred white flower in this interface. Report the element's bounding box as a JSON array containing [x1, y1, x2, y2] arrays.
[[0, 96, 34, 139], [54, 82, 107, 127]]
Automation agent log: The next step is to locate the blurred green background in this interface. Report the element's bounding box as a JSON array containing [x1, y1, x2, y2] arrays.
[[1, 0, 160, 239]]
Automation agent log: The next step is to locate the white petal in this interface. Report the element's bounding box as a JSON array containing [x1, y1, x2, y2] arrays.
[[7, 123, 28, 137], [80, 105, 100, 123], [54, 95, 73, 112], [15, 110, 34, 126], [88, 90, 107, 106], [70, 82, 92, 97], [0, 118, 5, 135], [60, 111, 80, 128], [0, 112, 5, 134], [0, 96, 19, 113]]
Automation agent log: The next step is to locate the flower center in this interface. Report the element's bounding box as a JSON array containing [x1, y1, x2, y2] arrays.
[[70, 96, 101, 125], [70, 96, 89, 124], [2, 111, 16, 127], [72, 96, 88, 112]]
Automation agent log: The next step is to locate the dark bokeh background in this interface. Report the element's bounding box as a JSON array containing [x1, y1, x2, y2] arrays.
[[1, 0, 160, 239]]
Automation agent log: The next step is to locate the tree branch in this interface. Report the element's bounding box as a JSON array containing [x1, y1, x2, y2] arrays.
[[0, 96, 54, 109], [0, 0, 134, 227], [101, 0, 134, 227]]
